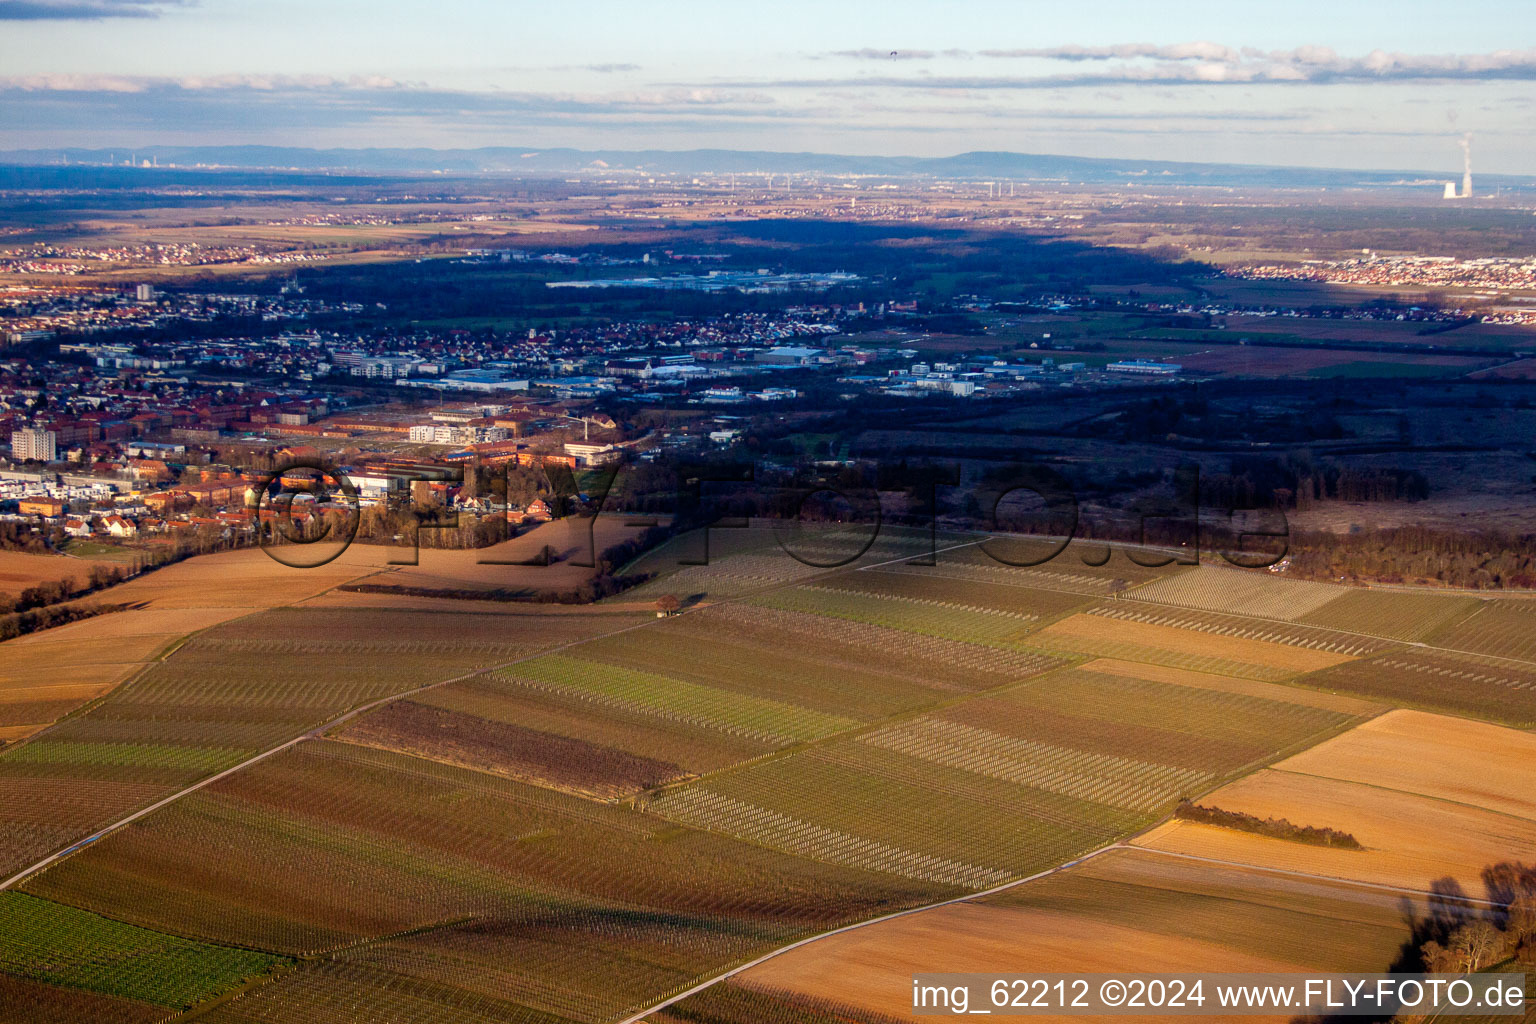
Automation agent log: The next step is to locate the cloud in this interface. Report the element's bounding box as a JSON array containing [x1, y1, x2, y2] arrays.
[[0, 77, 783, 140], [980, 42, 1243, 63], [778, 44, 1536, 87], [830, 48, 937, 61], [0, 73, 404, 92], [979, 43, 1536, 85], [0, 0, 185, 19]]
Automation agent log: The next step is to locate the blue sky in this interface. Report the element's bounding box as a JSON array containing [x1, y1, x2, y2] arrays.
[[1, 0, 1533, 172]]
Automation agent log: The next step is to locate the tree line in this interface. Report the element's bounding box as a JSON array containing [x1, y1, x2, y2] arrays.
[[1286, 526, 1536, 589], [1173, 800, 1362, 849]]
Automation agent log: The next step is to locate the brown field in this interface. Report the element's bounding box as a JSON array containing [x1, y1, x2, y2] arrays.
[[0, 550, 115, 597], [1137, 770, 1536, 893], [0, 545, 392, 742], [1026, 613, 1354, 676], [1134, 710, 1536, 893], [1268, 710, 1536, 823], [0, 621, 196, 743], [355, 517, 653, 596], [1219, 313, 1536, 349], [90, 545, 391, 609], [1435, 599, 1536, 661], [334, 699, 690, 799], [1124, 564, 1342, 621], [1472, 356, 1536, 380], [405, 674, 774, 777], [0, 972, 166, 1024], [735, 847, 1429, 1022]]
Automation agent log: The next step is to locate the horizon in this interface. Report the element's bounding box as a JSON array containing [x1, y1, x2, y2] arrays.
[[5, 141, 1532, 185], [1, 0, 1533, 173]]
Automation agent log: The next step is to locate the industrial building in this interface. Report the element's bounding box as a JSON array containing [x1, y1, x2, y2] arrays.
[[1107, 360, 1182, 375]]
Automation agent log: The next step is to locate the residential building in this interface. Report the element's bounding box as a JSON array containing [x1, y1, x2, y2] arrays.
[[11, 427, 58, 463]]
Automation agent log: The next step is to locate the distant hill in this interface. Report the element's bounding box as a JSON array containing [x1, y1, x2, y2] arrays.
[[2, 145, 1531, 191]]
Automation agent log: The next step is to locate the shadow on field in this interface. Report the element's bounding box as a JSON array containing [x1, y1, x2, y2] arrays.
[[1293, 862, 1536, 1024]]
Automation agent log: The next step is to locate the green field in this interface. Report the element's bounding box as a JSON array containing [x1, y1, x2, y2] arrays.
[[1299, 648, 1536, 727], [751, 585, 1040, 646], [59, 540, 140, 562], [645, 653, 1361, 889], [1298, 588, 1483, 642], [503, 654, 856, 744], [0, 892, 286, 1009], [1428, 598, 1536, 660]]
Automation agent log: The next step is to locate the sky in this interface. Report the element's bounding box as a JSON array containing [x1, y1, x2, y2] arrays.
[[1, 0, 1534, 173]]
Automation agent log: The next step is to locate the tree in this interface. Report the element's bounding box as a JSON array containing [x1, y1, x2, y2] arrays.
[[1509, 895, 1536, 961], [1427, 921, 1508, 974], [655, 594, 681, 616]]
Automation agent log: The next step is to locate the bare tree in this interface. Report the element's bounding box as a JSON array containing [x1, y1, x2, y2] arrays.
[[1433, 921, 1508, 973], [1509, 895, 1536, 962]]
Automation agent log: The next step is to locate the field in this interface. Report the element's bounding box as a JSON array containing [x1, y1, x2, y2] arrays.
[[3, 524, 1533, 1022], [719, 847, 1439, 1021], [0, 603, 639, 879], [1021, 611, 1355, 681], [1297, 588, 1484, 642], [20, 741, 944, 1023], [336, 698, 694, 800], [622, 524, 954, 603], [0, 544, 396, 745], [751, 585, 1046, 646], [0, 550, 117, 598], [1430, 597, 1536, 660], [648, 982, 911, 1024], [0, 891, 286, 1009], [0, 972, 170, 1024], [1127, 564, 1347, 620], [1297, 647, 1536, 725], [573, 602, 1032, 714], [1256, 710, 1536, 824], [1134, 710, 1536, 893], [500, 654, 858, 745], [362, 516, 657, 597], [334, 587, 1072, 804], [776, 567, 1095, 620], [1085, 604, 1388, 657], [645, 649, 1364, 888], [1172, 343, 1492, 378]]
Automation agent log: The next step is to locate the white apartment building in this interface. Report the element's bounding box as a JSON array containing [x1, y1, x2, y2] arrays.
[[11, 428, 58, 463]]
